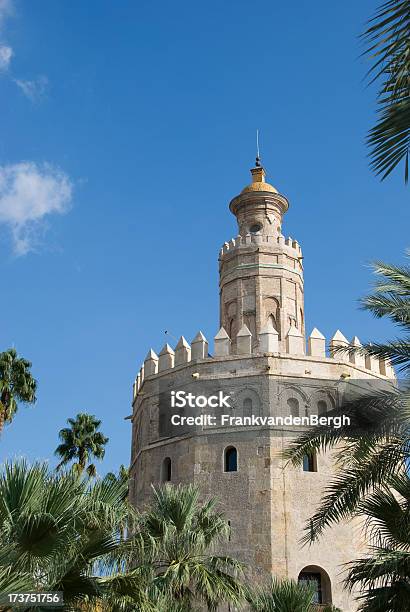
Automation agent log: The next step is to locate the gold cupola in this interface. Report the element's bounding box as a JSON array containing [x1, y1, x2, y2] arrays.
[[240, 158, 278, 194]]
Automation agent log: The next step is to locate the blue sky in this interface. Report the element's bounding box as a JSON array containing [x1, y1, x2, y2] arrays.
[[0, 0, 408, 474]]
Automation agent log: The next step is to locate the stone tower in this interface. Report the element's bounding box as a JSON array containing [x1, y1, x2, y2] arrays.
[[129, 160, 394, 611], [220, 161, 304, 352]]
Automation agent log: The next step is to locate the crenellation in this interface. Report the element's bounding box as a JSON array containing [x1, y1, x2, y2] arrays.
[[236, 324, 252, 354], [158, 343, 175, 372], [175, 336, 191, 365], [191, 331, 209, 360], [308, 327, 326, 357], [365, 351, 380, 374], [286, 324, 305, 355], [214, 326, 231, 356], [349, 336, 366, 368], [259, 320, 279, 353], [144, 349, 158, 377], [330, 330, 349, 361]]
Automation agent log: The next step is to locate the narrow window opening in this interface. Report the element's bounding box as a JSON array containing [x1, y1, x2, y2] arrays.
[[161, 457, 172, 482], [303, 453, 317, 472], [224, 447, 237, 472]]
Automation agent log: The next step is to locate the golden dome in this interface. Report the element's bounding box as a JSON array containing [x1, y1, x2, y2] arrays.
[[241, 181, 278, 194], [240, 165, 278, 194]]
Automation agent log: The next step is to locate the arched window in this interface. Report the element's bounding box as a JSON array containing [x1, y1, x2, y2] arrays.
[[228, 317, 236, 340], [298, 566, 332, 604], [160, 457, 172, 482], [243, 398, 253, 418], [299, 571, 323, 604], [303, 452, 317, 472], [224, 447, 237, 472], [287, 398, 299, 418], [317, 400, 327, 416]]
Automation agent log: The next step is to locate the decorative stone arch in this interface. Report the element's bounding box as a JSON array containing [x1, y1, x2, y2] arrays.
[[264, 297, 281, 339], [233, 387, 261, 418], [308, 387, 337, 417], [278, 384, 309, 418], [298, 565, 332, 605]]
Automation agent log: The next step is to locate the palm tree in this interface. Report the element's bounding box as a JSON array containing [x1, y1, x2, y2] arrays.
[[0, 348, 37, 434], [248, 577, 316, 612], [362, 0, 410, 183], [55, 412, 109, 477], [137, 483, 246, 611], [247, 577, 343, 612], [0, 459, 154, 611], [283, 255, 410, 609], [344, 473, 410, 612], [284, 255, 410, 541], [0, 462, 246, 612]]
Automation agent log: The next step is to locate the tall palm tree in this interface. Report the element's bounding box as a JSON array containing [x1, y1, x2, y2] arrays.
[[55, 413, 109, 477], [0, 348, 37, 434], [283, 255, 410, 609], [363, 0, 410, 183], [137, 483, 246, 611], [284, 255, 410, 541]]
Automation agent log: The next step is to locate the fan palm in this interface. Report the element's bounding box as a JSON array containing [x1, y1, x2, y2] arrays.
[[362, 0, 410, 182], [55, 413, 109, 477], [247, 577, 316, 612], [0, 459, 154, 612], [0, 348, 37, 433], [137, 483, 246, 611], [247, 577, 343, 612]]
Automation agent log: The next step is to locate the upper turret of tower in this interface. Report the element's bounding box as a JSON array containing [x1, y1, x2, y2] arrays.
[[240, 164, 278, 194], [229, 160, 289, 238]]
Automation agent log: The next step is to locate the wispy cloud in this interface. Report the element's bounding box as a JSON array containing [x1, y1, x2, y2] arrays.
[[0, 43, 11, 70], [0, 0, 13, 71], [0, 162, 73, 255], [15, 75, 48, 102]]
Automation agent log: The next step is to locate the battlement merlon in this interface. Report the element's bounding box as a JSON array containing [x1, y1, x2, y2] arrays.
[[132, 327, 396, 401], [219, 234, 303, 260]]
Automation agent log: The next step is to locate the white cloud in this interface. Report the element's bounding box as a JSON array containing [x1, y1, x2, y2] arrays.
[[15, 75, 48, 101], [0, 162, 73, 255], [0, 43, 11, 69], [0, 0, 13, 26], [0, 0, 12, 70]]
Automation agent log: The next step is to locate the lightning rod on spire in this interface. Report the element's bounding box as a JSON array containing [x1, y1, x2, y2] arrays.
[[256, 129, 261, 167]]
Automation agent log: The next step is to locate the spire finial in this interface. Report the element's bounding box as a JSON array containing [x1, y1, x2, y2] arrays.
[[255, 129, 261, 167]]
